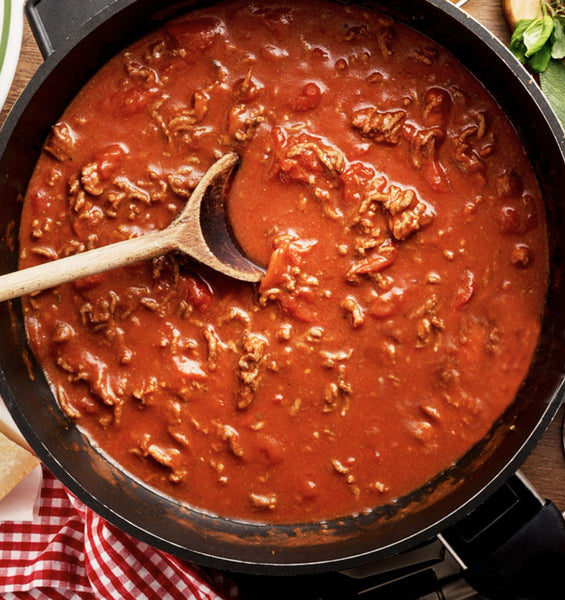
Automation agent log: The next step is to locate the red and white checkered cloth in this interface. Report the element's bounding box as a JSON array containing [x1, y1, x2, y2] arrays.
[[0, 466, 238, 600]]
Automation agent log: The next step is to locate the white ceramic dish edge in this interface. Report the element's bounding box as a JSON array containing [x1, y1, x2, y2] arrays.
[[0, 0, 24, 113]]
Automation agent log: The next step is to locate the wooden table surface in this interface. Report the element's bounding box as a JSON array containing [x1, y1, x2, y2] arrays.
[[1, 0, 564, 515]]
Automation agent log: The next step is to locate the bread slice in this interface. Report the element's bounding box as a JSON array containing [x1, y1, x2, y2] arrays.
[[503, 0, 542, 29], [0, 432, 40, 501]]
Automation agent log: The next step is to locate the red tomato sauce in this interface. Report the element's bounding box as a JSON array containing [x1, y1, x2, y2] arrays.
[[19, 0, 547, 523]]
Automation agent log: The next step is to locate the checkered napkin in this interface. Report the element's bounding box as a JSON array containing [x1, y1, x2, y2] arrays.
[[0, 466, 238, 600]]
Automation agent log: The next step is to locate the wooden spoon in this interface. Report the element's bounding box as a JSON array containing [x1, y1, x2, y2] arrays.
[[0, 152, 263, 303]]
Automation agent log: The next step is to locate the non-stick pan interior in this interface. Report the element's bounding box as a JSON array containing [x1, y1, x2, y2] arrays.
[[1, 0, 564, 574]]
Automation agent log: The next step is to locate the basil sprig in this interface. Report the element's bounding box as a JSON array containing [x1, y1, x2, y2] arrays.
[[510, 1, 565, 129]]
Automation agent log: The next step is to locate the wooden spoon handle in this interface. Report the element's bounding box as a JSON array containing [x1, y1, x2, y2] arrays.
[[0, 230, 176, 303]]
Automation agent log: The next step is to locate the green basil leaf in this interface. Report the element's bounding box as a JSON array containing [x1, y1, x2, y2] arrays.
[[511, 18, 535, 48], [524, 15, 554, 57], [540, 58, 565, 130], [551, 18, 565, 59], [528, 41, 553, 72], [510, 43, 528, 64], [510, 19, 535, 64]]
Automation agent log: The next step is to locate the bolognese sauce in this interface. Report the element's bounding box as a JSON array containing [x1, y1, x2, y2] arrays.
[[19, 0, 547, 523]]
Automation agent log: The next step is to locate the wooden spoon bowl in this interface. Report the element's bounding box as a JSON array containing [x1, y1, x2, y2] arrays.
[[0, 152, 263, 303]]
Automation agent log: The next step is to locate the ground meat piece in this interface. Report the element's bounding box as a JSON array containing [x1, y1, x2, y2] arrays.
[[124, 52, 159, 85], [331, 458, 351, 475], [44, 122, 75, 161], [346, 243, 398, 282], [319, 349, 352, 368], [351, 106, 406, 145], [30, 246, 58, 261], [52, 322, 75, 343], [409, 127, 444, 170], [81, 162, 105, 196], [405, 123, 450, 192], [416, 316, 444, 348], [165, 112, 199, 141], [146, 443, 181, 469], [422, 87, 452, 128], [381, 185, 416, 216], [202, 325, 224, 371], [167, 166, 199, 198], [272, 127, 346, 186], [375, 21, 395, 57], [407, 419, 436, 446], [114, 176, 152, 204], [132, 376, 159, 406], [352, 226, 385, 256], [56, 385, 81, 420], [497, 169, 523, 198], [79, 291, 119, 330], [342, 24, 368, 42], [286, 140, 345, 174], [55, 346, 124, 422], [408, 294, 445, 349], [323, 364, 352, 415], [217, 424, 245, 458], [453, 119, 489, 176], [364, 179, 435, 241], [228, 104, 267, 142], [237, 333, 267, 409], [249, 492, 277, 510], [233, 66, 263, 102], [68, 176, 88, 213], [453, 137, 483, 175], [161, 89, 210, 143], [389, 200, 434, 241], [341, 296, 365, 328], [276, 323, 292, 342], [136, 434, 186, 484]]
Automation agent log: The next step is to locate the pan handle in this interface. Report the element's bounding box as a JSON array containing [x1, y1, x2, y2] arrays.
[[24, 0, 117, 58], [440, 472, 565, 600]]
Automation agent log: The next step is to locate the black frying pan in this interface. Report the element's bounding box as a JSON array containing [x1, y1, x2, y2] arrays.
[[1, 1, 565, 597]]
